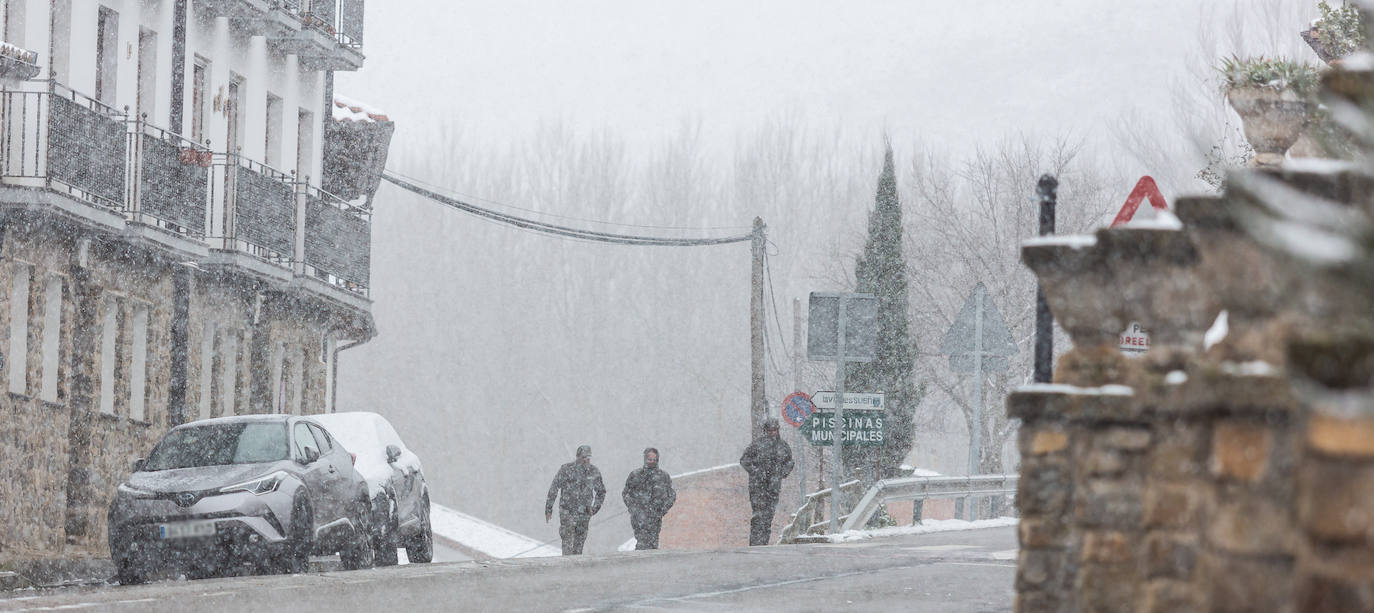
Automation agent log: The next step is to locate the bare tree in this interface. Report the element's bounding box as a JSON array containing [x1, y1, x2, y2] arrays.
[[903, 136, 1119, 475]]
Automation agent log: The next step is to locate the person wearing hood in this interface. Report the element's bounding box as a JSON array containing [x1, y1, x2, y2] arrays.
[[545, 445, 606, 555], [622, 447, 676, 550], [740, 419, 794, 546]]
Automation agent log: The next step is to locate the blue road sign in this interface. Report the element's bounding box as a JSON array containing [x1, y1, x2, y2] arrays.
[[781, 392, 816, 427]]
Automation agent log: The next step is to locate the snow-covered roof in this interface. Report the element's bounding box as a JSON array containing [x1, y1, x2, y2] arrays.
[[333, 94, 390, 123]]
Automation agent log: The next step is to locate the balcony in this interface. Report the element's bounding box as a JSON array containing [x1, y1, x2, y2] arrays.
[[0, 81, 371, 300], [193, 0, 301, 39], [1, 83, 129, 215], [269, 0, 364, 71], [302, 184, 370, 293]]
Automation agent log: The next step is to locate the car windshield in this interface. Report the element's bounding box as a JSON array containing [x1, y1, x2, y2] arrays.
[[143, 422, 288, 471]]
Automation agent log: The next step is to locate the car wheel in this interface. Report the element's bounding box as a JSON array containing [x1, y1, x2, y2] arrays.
[[275, 495, 313, 574], [340, 494, 375, 571], [374, 495, 399, 567], [406, 494, 433, 563], [114, 559, 144, 586]]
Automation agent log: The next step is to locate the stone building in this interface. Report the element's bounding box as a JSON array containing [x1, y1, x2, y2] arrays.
[[0, 0, 390, 561]]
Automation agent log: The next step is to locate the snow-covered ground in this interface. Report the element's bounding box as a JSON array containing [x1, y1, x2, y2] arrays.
[[826, 517, 1019, 543], [426, 503, 560, 559]]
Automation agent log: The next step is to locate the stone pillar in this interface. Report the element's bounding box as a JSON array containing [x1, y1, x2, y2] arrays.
[[1010, 391, 1074, 612], [1069, 403, 1150, 613], [1200, 376, 1299, 613], [1295, 404, 1374, 611]]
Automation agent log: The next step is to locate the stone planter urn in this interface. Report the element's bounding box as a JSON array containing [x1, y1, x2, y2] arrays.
[[1226, 87, 1313, 167]]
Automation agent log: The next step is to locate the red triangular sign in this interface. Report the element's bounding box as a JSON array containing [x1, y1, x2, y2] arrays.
[[1110, 176, 1169, 227]]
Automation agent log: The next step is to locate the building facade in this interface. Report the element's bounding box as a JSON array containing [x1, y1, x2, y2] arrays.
[[0, 0, 388, 559]]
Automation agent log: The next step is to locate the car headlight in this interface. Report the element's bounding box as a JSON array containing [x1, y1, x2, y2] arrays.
[[116, 483, 155, 499], [220, 471, 287, 496]]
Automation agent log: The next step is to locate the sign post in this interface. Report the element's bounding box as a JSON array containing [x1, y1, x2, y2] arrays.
[[941, 282, 1016, 520], [807, 292, 877, 534]]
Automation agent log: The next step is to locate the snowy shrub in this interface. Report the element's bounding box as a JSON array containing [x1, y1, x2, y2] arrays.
[[1312, 0, 1366, 59], [1218, 56, 1324, 94]]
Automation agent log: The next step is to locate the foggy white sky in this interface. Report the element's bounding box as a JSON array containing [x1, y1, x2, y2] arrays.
[[338, 0, 1282, 162]]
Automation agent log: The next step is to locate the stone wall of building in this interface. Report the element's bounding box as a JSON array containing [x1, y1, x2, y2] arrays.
[[0, 215, 368, 561]]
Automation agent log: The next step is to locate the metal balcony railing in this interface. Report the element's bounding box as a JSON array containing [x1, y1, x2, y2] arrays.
[[292, 0, 363, 48], [0, 81, 371, 297], [301, 183, 370, 295], [1, 82, 128, 211], [208, 154, 296, 265], [128, 120, 211, 237]]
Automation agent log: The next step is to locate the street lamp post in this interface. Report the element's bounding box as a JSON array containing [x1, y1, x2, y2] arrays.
[[1034, 175, 1057, 384]]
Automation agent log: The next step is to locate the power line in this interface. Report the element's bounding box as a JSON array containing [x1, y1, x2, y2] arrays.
[[382, 172, 755, 247], [763, 248, 792, 359], [384, 167, 753, 233]]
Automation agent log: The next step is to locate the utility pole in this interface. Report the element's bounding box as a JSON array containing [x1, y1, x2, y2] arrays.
[[966, 283, 985, 520], [750, 217, 767, 438], [793, 298, 806, 510], [1034, 175, 1057, 383]]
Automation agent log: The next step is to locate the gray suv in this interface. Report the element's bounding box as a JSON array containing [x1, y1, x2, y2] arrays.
[[107, 415, 375, 584]]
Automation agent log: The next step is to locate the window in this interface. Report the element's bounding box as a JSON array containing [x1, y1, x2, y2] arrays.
[[136, 29, 158, 121], [7, 264, 29, 395], [50, 0, 73, 84], [265, 93, 283, 168], [271, 342, 285, 413], [296, 109, 314, 183], [219, 329, 238, 416], [129, 305, 148, 421], [4, 0, 24, 47], [226, 75, 244, 154], [292, 422, 319, 460], [39, 276, 63, 403], [322, 333, 335, 412], [308, 423, 333, 453], [289, 349, 304, 415], [198, 321, 215, 419], [98, 297, 118, 414], [95, 7, 119, 107], [191, 58, 208, 143]]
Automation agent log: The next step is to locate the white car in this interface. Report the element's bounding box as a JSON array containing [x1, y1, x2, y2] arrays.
[[311, 412, 432, 565]]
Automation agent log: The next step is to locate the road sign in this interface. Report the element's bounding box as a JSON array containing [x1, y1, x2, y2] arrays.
[[1110, 176, 1169, 227], [807, 293, 878, 362], [781, 392, 815, 427], [940, 282, 1016, 373], [1120, 321, 1150, 355], [810, 391, 884, 411], [801, 411, 885, 446]]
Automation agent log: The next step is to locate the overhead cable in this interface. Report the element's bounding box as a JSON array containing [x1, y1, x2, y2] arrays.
[[382, 172, 754, 247]]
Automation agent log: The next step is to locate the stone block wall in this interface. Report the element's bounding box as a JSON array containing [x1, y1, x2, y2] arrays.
[[1009, 376, 1310, 613]]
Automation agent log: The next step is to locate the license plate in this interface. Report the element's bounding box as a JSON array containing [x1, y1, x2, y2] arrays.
[[159, 521, 217, 539]]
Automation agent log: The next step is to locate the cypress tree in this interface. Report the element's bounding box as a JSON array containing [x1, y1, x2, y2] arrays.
[[843, 143, 920, 481]]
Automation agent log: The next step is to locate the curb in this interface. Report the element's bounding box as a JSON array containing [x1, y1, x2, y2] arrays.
[[3, 558, 114, 589]]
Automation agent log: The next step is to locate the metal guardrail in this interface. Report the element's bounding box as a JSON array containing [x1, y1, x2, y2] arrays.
[[840, 474, 1017, 533], [779, 474, 1018, 543], [777, 478, 865, 544]]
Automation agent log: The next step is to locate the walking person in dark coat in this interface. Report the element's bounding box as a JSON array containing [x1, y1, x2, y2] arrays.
[[545, 445, 607, 555], [622, 447, 676, 550], [740, 419, 794, 546]]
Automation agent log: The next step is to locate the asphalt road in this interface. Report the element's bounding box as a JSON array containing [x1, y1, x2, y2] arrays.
[[0, 527, 1016, 612]]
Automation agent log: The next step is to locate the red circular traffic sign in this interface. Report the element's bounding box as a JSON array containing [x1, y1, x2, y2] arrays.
[[781, 392, 815, 427]]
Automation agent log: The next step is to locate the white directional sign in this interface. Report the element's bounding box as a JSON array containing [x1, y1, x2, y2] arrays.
[[1119, 321, 1150, 356], [811, 391, 884, 411]]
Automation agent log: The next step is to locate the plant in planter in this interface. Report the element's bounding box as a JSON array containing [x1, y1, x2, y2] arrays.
[[1302, 1, 1366, 64], [1219, 56, 1324, 166]]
